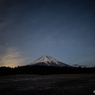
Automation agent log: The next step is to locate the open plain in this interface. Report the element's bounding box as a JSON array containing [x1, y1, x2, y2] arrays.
[[0, 74, 95, 95]]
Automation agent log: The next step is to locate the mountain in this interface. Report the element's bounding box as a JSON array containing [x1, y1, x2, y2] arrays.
[[28, 56, 72, 67]]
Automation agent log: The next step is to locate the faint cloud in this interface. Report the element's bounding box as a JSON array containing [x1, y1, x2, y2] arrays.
[[0, 47, 26, 67], [73, 55, 95, 67]]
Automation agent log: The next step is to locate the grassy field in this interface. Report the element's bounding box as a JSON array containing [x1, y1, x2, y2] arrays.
[[0, 74, 95, 95]]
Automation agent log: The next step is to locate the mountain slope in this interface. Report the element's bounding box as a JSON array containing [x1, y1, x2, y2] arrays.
[[28, 56, 71, 67]]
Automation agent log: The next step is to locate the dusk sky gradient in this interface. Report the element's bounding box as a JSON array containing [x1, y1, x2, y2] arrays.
[[0, 0, 95, 67]]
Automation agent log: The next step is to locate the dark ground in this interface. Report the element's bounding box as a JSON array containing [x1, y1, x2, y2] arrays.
[[0, 74, 95, 95]]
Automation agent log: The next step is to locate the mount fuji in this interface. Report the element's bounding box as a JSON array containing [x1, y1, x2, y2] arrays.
[[28, 56, 72, 67]]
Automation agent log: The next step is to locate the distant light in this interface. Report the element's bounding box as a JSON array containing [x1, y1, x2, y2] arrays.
[[93, 90, 95, 94]]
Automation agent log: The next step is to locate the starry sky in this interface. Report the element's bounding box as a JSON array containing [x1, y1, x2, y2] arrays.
[[0, 0, 95, 67]]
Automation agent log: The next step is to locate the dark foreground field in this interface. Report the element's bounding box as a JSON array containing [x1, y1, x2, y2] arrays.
[[0, 74, 95, 95]]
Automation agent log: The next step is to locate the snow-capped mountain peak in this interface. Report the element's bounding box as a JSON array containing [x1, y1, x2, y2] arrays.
[[31, 56, 60, 64], [28, 56, 71, 67]]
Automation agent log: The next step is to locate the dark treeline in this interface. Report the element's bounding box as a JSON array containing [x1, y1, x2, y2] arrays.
[[0, 65, 95, 76]]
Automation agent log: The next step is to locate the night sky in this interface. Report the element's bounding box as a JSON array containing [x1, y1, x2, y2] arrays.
[[0, 0, 95, 67]]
